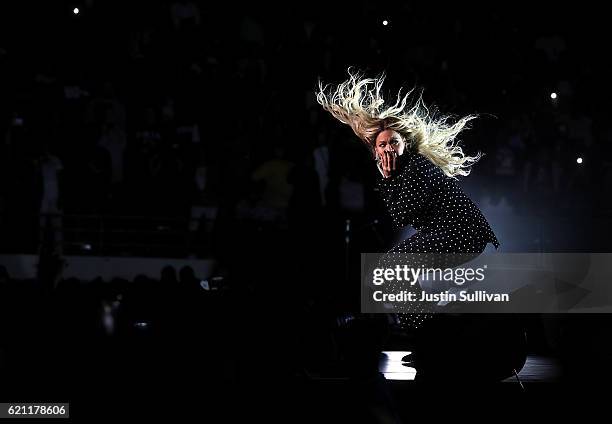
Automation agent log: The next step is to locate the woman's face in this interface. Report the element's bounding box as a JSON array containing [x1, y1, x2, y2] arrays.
[[374, 129, 405, 159]]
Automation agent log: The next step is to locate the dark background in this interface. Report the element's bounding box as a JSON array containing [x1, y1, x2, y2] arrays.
[[0, 0, 611, 419]]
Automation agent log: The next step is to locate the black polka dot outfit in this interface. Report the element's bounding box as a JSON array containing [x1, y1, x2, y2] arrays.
[[376, 148, 500, 329]]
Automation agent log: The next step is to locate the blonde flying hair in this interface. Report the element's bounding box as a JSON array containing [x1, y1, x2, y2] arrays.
[[316, 69, 483, 179]]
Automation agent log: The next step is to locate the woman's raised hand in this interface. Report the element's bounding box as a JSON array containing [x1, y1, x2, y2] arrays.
[[380, 150, 397, 178]]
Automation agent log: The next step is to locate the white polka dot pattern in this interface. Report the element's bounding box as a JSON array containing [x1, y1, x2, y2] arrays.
[[376, 149, 501, 329]]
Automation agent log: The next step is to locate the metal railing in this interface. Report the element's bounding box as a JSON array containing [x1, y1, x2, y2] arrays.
[[0, 208, 610, 258], [0, 211, 217, 258]]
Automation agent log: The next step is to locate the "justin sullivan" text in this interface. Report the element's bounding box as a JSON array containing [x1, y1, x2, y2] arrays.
[[373, 290, 509, 302]]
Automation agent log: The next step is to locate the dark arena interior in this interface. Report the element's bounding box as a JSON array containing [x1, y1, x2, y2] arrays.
[[1, 1, 612, 421]]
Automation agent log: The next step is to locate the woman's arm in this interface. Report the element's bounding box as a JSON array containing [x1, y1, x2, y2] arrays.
[[376, 154, 436, 229]]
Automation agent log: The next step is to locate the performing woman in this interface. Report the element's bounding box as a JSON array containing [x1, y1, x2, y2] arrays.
[[316, 69, 500, 330]]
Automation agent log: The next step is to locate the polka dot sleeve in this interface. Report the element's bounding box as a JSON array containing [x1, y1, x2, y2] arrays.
[[376, 151, 434, 230]]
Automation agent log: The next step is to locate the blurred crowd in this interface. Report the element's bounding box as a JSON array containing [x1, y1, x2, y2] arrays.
[[0, 1, 610, 258]]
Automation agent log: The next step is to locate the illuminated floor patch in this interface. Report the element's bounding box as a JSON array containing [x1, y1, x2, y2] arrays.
[[380, 351, 417, 381]]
